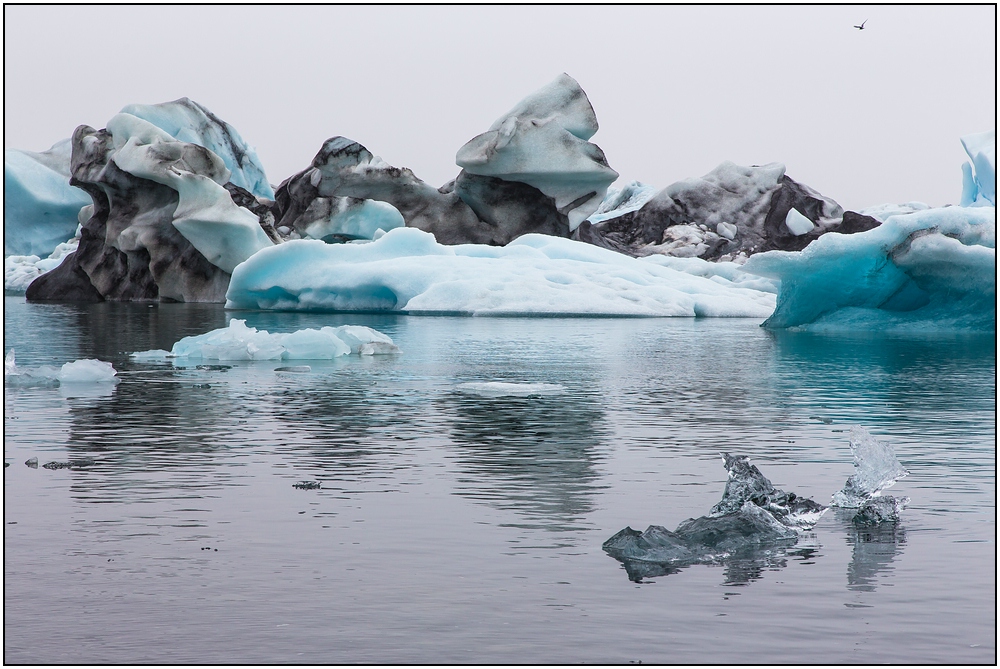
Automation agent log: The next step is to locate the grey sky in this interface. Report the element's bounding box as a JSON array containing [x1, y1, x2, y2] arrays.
[[4, 5, 995, 211]]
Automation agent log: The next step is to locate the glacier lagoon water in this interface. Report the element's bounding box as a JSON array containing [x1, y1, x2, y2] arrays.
[[3, 296, 995, 664]]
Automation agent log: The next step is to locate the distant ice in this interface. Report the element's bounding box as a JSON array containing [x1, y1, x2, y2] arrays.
[[959, 130, 995, 207], [226, 227, 778, 317], [785, 208, 816, 236], [456, 381, 566, 397], [130, 319, 399, 362]]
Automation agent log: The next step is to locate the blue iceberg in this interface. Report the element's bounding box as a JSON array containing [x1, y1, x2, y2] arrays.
[[4, 140, 92, 258], [743, 204, 995, 331]]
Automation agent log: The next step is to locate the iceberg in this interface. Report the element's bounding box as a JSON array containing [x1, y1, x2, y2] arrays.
[[959, 130, 995, 207], [4, 139, 93, 257], [456, 73, 619, 231], [120, 98, 274, 200], [743, 204, 995, 331], [107, 112, 274, 274], [225, 227, 778, 316], [831, 426, 909, 509], [130, 319, 399, 362], [603, 453, 825, 582]]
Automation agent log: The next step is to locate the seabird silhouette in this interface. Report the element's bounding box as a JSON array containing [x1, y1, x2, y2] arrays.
[[854, 20, 867, 30]]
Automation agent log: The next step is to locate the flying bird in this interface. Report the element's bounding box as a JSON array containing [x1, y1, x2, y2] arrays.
[[854, 20, 867, 30]]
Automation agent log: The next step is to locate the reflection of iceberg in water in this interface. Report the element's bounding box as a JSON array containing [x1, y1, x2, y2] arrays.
[[445, 385, 608, 531], [604, 454, 826, 583], [842, 511, 908, 593]]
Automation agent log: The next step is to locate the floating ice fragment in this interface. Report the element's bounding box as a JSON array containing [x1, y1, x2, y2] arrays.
[[275, 365, 311, 374], [831, 426, 908, 508], [130, 319, 399, 362], [58, 359, 119, 384], [456, 381, 566, 397], [603, 453, 824, 582]]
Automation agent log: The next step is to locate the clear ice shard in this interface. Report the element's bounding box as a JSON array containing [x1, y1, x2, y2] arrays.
[[831, 426, 908, 508], [852, 495, 911, 526], [711, 453, 828, 530]]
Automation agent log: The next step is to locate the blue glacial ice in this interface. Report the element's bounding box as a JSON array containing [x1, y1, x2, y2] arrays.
[[130, 319, 399, 362], [107, 112, 275, 273], [960, 130, 995, 207], [456, 73, 619, 231], [743, 204, 995, 331], [225, 227, 778, 316], [120, 98, 274, 200], [4, 139, 93, 257]]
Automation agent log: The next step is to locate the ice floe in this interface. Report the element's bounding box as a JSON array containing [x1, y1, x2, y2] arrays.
[[225, 227, 778, 316], [130, 319, 399, 362]]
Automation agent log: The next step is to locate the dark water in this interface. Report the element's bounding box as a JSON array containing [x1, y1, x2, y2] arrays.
[[3, 296, 995, 663]]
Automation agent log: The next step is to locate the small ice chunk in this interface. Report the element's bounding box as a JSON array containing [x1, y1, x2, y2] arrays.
[[129, 349, 172, 361], [58, 359, 119, 384], [785, 208, 816, 236], [716, 221, 737, 240], [711, 453, 827, 529], [274, 365, 311, 373], [831, 426, 908, 508], [456, 381, 566, 397]]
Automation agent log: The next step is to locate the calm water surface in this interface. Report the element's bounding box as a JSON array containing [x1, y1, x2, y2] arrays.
[[3, 296, 995, 663]]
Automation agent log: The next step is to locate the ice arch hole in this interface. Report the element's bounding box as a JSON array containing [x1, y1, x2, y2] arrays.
[[878, 279, 931, 312]]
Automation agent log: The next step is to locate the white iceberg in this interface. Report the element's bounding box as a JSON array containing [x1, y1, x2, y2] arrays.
[[4, 235, 80, 293], [130, 319, 399, 362], [225, 227, 778, 317], [58, 359, 119, 384]]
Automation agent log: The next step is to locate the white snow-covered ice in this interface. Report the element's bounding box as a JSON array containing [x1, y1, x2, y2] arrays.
[[130, 319, 399, 362], [4, 235, 80, 293], [225, 227, 778, 317], [587, 180, 659, 224]]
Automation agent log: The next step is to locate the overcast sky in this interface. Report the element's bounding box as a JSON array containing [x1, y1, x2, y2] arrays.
[[4, 5, 995, 211]]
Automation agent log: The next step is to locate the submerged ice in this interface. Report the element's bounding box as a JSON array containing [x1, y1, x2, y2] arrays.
[[130, 319, 399, 362]]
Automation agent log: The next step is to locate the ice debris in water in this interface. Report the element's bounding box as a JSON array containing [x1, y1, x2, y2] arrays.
[[831, 426, 909, 509], [129, 319, 399, 362], [711, 453, 828, 530], [455, 381, 566, 397], [4, 349, 118, 386], [603, 454, 825, 581]]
